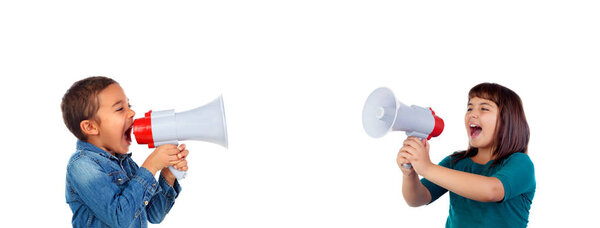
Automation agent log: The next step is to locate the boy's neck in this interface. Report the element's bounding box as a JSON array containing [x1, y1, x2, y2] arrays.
[[86, 137, 115, 156]]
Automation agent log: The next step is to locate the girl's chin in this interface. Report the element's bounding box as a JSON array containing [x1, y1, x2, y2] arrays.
[[469, 138, 482, 148], [469, 140, 492, 149]]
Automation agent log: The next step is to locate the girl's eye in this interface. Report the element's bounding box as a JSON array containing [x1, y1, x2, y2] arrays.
[[467, 108, 472, 111], [481, 107, 489, 111], [117, 107, 123, 112]]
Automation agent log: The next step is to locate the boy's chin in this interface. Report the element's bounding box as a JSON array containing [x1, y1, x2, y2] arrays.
[[113, 144, 130, 154]]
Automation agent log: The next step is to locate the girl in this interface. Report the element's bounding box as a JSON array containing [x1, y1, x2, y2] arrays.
[[397, 83, 535, 227]]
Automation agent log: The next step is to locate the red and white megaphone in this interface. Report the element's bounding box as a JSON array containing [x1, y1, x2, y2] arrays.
[[132, 95, 228, 180], [362, 87, 444, 169]]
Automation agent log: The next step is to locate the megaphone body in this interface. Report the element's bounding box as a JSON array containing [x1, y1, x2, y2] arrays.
[[132, 95, 228, 180], [362, 87, 444, 169]]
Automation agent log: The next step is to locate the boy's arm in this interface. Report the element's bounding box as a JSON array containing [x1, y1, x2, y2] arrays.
[[146, 172, 182, 224], [144, 144, 188, 223], [68, 157, 159, 227]]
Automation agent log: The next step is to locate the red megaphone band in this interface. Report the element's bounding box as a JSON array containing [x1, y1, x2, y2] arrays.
[[132, 111, 156, 148], [428, 108, 444, 140]]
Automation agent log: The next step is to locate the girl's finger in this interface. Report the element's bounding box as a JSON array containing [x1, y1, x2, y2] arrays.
[[405, 138, 424, 151], [399, 147, 414, 156], [398, 151, 413, 160]]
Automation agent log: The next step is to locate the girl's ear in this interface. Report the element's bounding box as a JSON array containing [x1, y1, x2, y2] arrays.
[[80, 119, 99, 136]]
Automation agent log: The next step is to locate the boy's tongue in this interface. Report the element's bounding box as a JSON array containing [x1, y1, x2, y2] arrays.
[[470, 126, 482, 138]]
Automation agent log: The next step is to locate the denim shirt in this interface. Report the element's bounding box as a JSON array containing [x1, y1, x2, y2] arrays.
[[66, 141, 181, 228]]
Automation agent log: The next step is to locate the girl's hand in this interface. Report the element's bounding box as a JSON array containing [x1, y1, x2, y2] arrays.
[[397, 150, 415, 176], [397, 137, 433, 175]]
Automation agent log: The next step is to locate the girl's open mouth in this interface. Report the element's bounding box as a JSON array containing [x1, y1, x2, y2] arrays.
[[470, 124, 482, 138]]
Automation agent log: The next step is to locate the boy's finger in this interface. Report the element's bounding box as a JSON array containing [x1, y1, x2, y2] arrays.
[[169, 158, 181, 165], [177, 160, 187, 166], [178, 149, 189, 159], [160, 144, 177, 149], [174, 160, 188, 170], [168, 154, 181, 162], [178, 144, 186, 151], [166, 148, 180, 155]]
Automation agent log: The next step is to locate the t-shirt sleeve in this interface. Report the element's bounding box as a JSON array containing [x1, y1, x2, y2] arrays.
[[420, 155, 452, 204], [492, 153, 536, 202]]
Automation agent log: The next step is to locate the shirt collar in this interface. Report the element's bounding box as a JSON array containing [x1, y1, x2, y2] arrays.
[[76, 140, 132, 161]]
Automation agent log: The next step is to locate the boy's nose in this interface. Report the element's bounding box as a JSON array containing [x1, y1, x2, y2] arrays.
[[128, 109, 136, 118]]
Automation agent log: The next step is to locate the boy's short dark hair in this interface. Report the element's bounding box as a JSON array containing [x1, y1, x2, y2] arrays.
[[61, 76, 117, 141]]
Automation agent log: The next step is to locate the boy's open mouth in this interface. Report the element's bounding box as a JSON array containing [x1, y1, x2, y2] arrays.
[[125, 126, 133, 143], [470, 124, 482, 138]]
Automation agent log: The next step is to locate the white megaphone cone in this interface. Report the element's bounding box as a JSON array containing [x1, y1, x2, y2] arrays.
[[132, 95, 228, 180], [362, 87, 444, 169]]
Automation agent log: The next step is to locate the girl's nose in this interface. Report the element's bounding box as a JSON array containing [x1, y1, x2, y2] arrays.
[[469, 111, 479, 119]]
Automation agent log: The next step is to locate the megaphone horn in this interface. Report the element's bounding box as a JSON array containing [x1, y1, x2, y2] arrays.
[[132, 95, 229, 180], [362, 87, 444, 169]]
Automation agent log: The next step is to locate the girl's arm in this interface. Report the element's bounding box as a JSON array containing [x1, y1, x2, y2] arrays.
[[398, 150, 431, 207], [420, 164, 504, 202], [402, 171, 432, 207], [399, 137, 504, 203]]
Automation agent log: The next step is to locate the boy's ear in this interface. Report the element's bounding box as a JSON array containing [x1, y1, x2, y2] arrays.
[[80, 119, 99, 136]]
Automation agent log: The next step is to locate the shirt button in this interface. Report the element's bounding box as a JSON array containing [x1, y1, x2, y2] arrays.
[[152, 183, 156, 187], [144, 201, 149, 206], [117, 178, 122, 182]]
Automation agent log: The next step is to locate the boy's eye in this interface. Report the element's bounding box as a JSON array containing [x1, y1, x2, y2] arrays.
[[467, 108, 472, 111], [117, 107, 123, 111]]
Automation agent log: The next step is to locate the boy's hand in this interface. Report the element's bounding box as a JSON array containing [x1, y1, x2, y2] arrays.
[[142, 144, 181, 176], [172, 144, 189, 171], [161, 144, 189, 185]]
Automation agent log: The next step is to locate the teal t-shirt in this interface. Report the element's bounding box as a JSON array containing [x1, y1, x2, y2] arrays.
[[421, 152, 535, 228]]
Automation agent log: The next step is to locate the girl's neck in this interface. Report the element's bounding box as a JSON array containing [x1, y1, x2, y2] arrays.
[[473, 147, 494, 164]]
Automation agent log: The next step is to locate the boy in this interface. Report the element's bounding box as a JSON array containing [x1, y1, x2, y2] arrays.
[[62, 76, 189, 227]]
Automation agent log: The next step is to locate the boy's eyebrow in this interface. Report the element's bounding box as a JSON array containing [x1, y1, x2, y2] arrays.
[[112, 100, 123, 107]]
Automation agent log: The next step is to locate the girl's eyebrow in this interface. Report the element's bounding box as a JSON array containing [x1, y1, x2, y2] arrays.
[[467, 102, 493, 106]]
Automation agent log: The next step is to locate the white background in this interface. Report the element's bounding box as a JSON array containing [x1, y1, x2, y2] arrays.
[[1, 0, 599, 227]]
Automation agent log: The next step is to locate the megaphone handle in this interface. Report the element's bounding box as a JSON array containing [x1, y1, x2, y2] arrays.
[[169, 166, 187, 180], [154, 141, 187, 180], [401, 136, 428, 170]]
